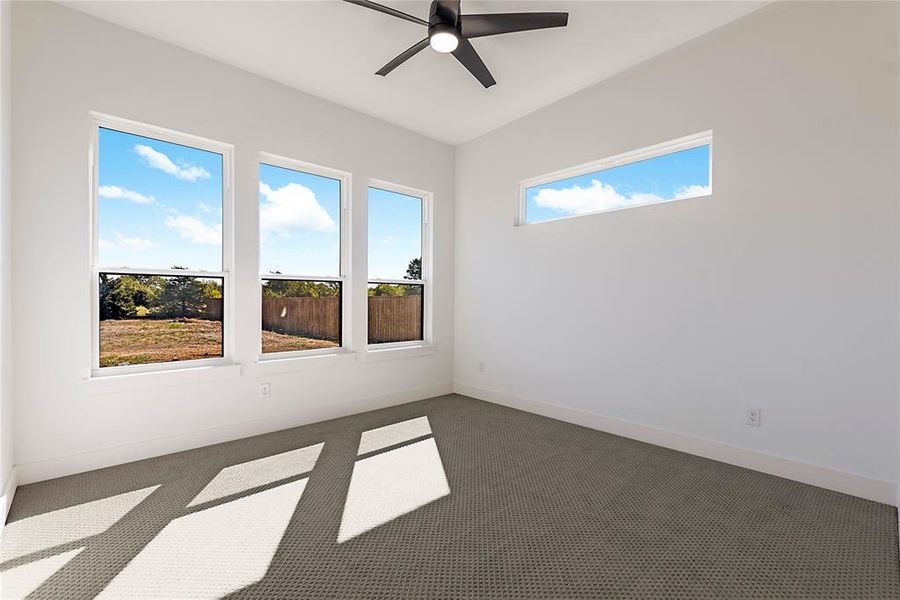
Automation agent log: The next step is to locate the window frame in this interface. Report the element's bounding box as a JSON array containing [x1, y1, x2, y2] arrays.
[[517, 130, 714, 226], [366, 179, 433, 351], [89, 112, 235, 377], [257, 152, 352, 361]]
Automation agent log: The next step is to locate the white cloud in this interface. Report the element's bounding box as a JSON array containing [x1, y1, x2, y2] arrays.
[[100, 232, 153, 252], [533, 180, 662, 215], [382, 235, 399, 247], [533, 180, 710, 216], [134, 144, 210, 182], [98, 185, 155, 204], [259, 181, 336, 234], [165, 214, 221, 245], [675, 184, 711, 199], [115, 232, 154, 251], [198, 200, 220, 214]]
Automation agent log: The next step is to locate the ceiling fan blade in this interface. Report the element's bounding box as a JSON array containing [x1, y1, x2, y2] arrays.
[[376, 38, 430, 76], [344, 0, 428, 26], [452, 37, 496, 88], [459, 12, 569, 38]]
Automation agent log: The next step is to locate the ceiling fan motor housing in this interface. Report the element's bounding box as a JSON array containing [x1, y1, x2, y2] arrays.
[[429, 0, 459, 37]]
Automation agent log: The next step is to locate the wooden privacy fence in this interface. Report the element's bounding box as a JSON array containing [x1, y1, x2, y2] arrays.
[[204, 296, 422, 343], [262, 297, 341, 341], [204, 298, 223, 320], [368, 295, 422, 343]]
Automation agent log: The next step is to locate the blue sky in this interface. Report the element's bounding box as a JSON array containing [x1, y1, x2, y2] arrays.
[[259, 163, 341, 277], [368, 187, 422, 280], [99, 128, 422, 280], [525, 145, 711, 224], [98, 128, 223, 272]]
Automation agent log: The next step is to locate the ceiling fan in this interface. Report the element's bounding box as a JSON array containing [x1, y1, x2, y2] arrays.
[[344, 0, 569, 88]]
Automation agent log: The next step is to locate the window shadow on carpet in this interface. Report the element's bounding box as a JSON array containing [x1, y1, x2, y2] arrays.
[[0, 414, 452, 599]]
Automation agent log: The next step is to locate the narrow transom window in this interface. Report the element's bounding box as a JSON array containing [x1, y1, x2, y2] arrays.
[[520, 131, 712, 225]]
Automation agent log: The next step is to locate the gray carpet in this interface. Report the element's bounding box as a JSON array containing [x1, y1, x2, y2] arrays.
[[2, 394, 898, 599]]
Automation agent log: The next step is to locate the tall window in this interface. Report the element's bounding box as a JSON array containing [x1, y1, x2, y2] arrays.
[[520, 131, 712, 225], [259, 155, 348, 356], [367, 183, 430, 346], [92, 116, 232, 372]]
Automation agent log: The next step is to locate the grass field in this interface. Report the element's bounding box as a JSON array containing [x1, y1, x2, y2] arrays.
[[99, 318, 337, 367], [261, 329, 338, 354]]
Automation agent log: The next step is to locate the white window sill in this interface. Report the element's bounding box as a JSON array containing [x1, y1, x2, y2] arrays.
[[365, 344, 436, 362], [83, 363, 243, 396], [253, 351, 358, 375]]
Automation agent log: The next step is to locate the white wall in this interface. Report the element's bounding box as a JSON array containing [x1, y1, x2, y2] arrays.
[[455, 2, 900, 500], [1, 0, 14, 513], [10, 1, 454, 483], [8, 0, 900, 506]]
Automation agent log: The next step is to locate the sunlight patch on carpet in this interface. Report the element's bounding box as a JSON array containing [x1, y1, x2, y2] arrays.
[[0, 486, 158, 562], [339, 437, 449, 543], [357, 416, 432, 455], [97, 478, 308, 599], [188, 442, 323, 507]]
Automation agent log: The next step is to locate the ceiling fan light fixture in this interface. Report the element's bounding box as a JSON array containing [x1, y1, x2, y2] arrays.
[[429, 25, 459, 53]]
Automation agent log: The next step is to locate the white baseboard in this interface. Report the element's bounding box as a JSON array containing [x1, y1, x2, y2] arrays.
[[15, 382, 453, 486], [454, 382, 897, 506], [1, 465, 16, 522]]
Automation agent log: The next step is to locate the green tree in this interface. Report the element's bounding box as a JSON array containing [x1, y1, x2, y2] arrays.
[[99, 274, 162, 319], [368, 283, 406, 297], [100, 274, 135, 319], [404, 257, 422, 280], [262, 277, 339, 299], [157, 276, 208, 318], [199, 280, 223, 300]]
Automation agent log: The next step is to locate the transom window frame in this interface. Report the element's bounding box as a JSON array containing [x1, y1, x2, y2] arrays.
[[257, 152, 352, 360], [366, 179, 433, 350], [516, 130, 714, 226], [89, 112, 235, 377]]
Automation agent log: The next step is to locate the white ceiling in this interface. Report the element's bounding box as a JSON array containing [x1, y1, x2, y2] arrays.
[[63, 1, 765, 145]]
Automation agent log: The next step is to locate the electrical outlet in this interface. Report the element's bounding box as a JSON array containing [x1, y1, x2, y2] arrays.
[[746, 408, 761, 427], [478, 361, 485, 373], [260, 383, 272, 399]]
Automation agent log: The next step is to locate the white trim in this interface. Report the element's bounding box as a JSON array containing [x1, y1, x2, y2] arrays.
[[454, 383, 898, 506], [97, 267, 225, 278], [1, 465, 16, 523], [83, 363, 242, 395], [258, 153, 352, 358], [89, 113, 235, 377], [262, 274, 343, 283], [92, 354, 231, 379], [253, 350, 358, 374], [16, 382, 453, 485], [90, 112, 233, 153], [517, 130, 713, 226], [364, 344, 436, 362], [368, 278, 424, 286], [366, 179, 433, 348]]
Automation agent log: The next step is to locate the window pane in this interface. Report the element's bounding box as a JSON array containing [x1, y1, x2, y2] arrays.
[[525, 144, 711, 224], [368, 187, 422, 281], [259, 163, 341, 277], [99, 274, 223, 368], [261, 279, 341, 354], [367, 283, 423, 344], [98, 128, 223, 271]]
